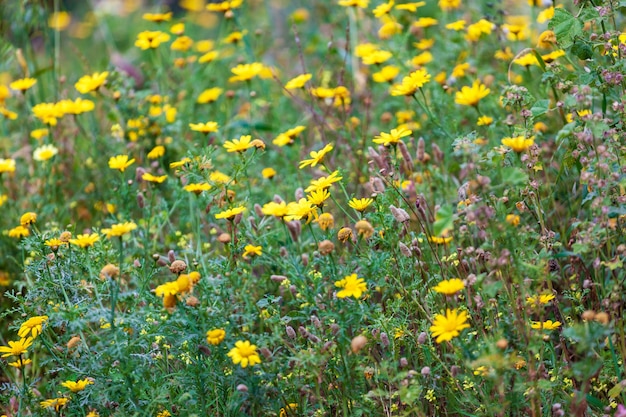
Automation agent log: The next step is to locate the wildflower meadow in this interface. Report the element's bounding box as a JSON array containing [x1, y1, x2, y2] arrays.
[[0, 0, 625, 415]]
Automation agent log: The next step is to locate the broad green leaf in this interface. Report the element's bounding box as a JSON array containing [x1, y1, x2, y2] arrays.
[[549, 8, 583, 49], [501, 167, 529, 186], [433, 205, 454, 237], [531, 99, 550, 119]]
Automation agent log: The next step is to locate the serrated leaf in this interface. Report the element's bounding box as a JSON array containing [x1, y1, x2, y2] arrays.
[[501, 167, 528, 186], [433, 205, 454, 237], [531, 99, 550, 119], [549, 8, 583, 49]]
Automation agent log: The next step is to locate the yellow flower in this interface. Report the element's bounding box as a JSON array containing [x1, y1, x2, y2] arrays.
[[75, 72, 108, 94], [198, 50, 219, 63], [372, 65, 400, 83], [48, 11, 71, 30], [108, 155, 135, 172], [299, 144, 334, 169], [32, 102, 63, 125], [171, 35, 194, 51], [18, 316, 48, 338], [197, 87, 223, 104], [69, 233, 100, 248], [506, 214, 520, 226], [8, 357, 32, 368], [61, 378, 94, 393], [414, 38, 435, 50], [373, 126, 412, 146], [513, 53, 539, 67], [390, 68, 431, 96], [373, 0, 394, 17], [207, 0, 244, 12], [455, 80, 490, 107], [395, 1, 425, 11], [411, 51, 433, 67], [280, 404, 298, 417], [0, 158, 16, 173], [477, 115, 493, 126], [530, 320, 561, 330], [101, 221, 137, 238], [142, 12, 172, 22], [30, 128, 49, 140], [0, 106, 17, 120], [189, 121, 219, 133], [8, 225, 29, 238], [223, 135, 256, 153], [335, 274, 367, 299], [361, 50, 392, 65], [285, 73, 311, 90], [147, 145, 165, 159], [135, 31, 171, 49], [0, 337, 34, 357], [206, 329, 226, 345], [307, 188, 331, 207], [446, 20, 466, 31], [227, 340, 262, 368], [10, 78, 37, 92], [428, 235, 453, 244], [439, 0, 460, 10], [223, 30, 246, 44], [501, 136, 534, 152], [261, 201, 289, 218], [304, 171, 343, 193], [338, 0, 369, 7], [348, 198, 373, 212], [466, 19, 493, 42], [537, 6, 554, 23], [170, 23, 185, 35], [429, 309, 470, 343], [20, 212, 37, 226], [40, 398, 69, 412], [526, 294, 556, 307], [542, 49, 565, 63], [228, 62, 265, 83], [170, 157, 191, 169], [45, 238, 65, 250], [537, 30, 557, 49], [432, 278, 465, 295], [262, 167, 276, 179], [142, 173, 167, 183], [242, 245, 262, 258], [215, 206, 246, 220], [337, 227, 353, 242], [285, 198, 318, 222], [33, 144, 59, 162]]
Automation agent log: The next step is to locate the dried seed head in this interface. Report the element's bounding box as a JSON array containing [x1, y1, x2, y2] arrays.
[[337, 227, 353, 243], [496, 338, 508, 349], [217, 233, 231, 243], [99, 264, 120, 280], [581, 310, 596, 321], [351, 335, 368, 353], [595, 311, 610, 325], [169, 260, 187, 274], [186, 296, 200, 307], [380, 332, 390, 347], [355, 220, 374, 239], [59, 231, 72, 242]]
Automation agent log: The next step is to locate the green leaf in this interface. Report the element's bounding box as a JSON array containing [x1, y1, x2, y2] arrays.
[[501, 167, 529, 186], [608, 382, 623, 399], [433, 205, 454, 237], [549, 8, 583, 49], [531, 99, 550, 119]]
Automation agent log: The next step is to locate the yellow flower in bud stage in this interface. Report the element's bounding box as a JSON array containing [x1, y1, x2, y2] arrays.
[[40, 398, 69, 412], [69, 233, 100, 248], [18, 316, 48, 338], [215, 206, 246, 220], [207, 0, 244, 12], [189, 121, 219, 133], [20, 212, 37, 226], [355, 219, 374, 239], [227, 340, 262, 368], [75, 72, 108, 94], [335, 274, 367, 299], [501, 136, 534, 152], [108, 155, 135, 172], [455, 80, 490, 107], [197, 87, 223, 104], [33, 144, 59, 162], [372, 65, 400, 83], [101, 221, 137, 238], [142, 172, 167, 183], [432, 278, 465, 295], [390, 68, 431, 96], [142, 12, 172, 22], [530, 320, 561, 330], [261, 201, 289, 218], [337, 227, 353, 242], [348, 198, 374, 212], [228, 62, 265, 83], [285, 73, 311, 90], [206, 329, 226, 345], [304, 171, 343, 193], [61, 378, 94, 393], [299, 144, 334, 169], [8, 225, 29, 238], [373, 126, 412, 146], [135, 31, 171, 49], [0, 337, 34, 357], [10, 78, 36, 92], [242, 245, 262, 258], [430, 309, 470, 343]]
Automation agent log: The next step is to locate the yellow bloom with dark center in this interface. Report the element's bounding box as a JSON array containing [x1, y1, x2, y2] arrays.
[[373, 0, 394, 17], [526, 294, 556, 307], [349, 198, 374, 212], [430, 308, 470, 343], [335, 274, 367, 299], [501, 136, 534, 152], [372, 65, 400, 83], [108, 155, 135, 172], [338, 0, 369, 7], [0, 107, 17, 120], [183, 183, 212, 195], [223, 135, 255, 153], [224, 30, 246, 44], [373, 126, 412, 146], [0, 337, 33, 357], [390, 68, 431, 96], [61, 378, 94, 393], [307, 188, 330, 207], [513, 53, 539, 67], [207, 0, 244, 12], [171, 36, 193, 51], [261, 201, 289, 218], [18, 316, 48, 338], [228, 62, 264, 83], [20, 212, 37, 226], [8, 225, 29, 238], [299, 144, 334, 169], [147, 145, 165, 159], [101, 221, 137, 238], [8, 357, 32, 368], [142, 172, 167, 183], [285, 198, 318, 222], [33, 144, 59, 162], [530, 320, 561, 330], [305, 171, 343, 193], [10, 78, 36, 92], [466, 19, 493, 42], [0, 158, 15, 173], [40, 398, 69, 412], [455, 80, 490, 107], [429, 235, 453, 244], [197, 87, 223, 103], [242, 245, 262, 258], [135, 31, 171, 49], [215, 206, 246, 220], [285, 73, 312, 90], [198, 51, 219, 63], [189, 121, 219, 133], [206, 329, 226, 345], [142, 12, 172, 22], [227, 340, 261, 368], [432, 278, 465, 295], [69, 233, 100, 248], [542, 49, 565, 63], [75, 72, 108, 94], [362, 50, 392, 66]]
